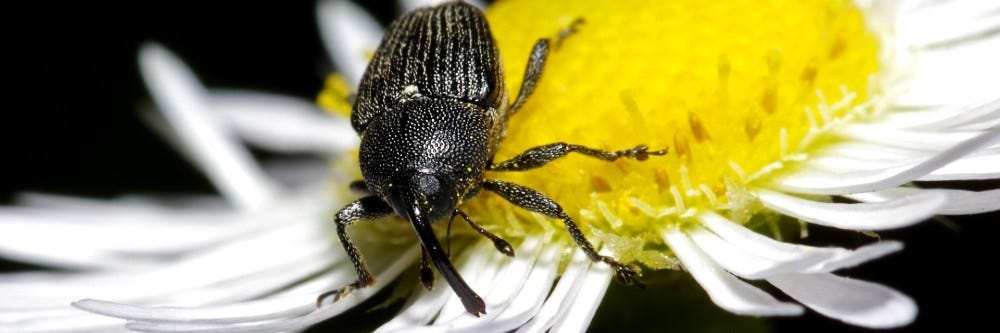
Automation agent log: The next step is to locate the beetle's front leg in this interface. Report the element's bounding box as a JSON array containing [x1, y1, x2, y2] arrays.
[[489, 143, 667, 172], [316, 196, 394, 307]]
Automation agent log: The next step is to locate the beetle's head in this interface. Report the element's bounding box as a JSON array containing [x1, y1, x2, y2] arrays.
[[384, 169, 458, 223], [359, 98, 490, 210]]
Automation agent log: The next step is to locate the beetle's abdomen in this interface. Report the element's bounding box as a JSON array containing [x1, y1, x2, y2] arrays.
[[352, 2, 505, 133]]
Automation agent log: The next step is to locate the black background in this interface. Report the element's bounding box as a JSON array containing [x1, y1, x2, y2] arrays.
[[3, 1, 996, 332]]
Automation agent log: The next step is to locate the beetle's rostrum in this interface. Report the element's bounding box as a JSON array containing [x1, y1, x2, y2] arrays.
[[317, 1, 666, 316]]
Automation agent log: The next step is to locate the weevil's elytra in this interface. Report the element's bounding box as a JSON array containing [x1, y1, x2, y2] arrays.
[[318, 1, 666, 316]]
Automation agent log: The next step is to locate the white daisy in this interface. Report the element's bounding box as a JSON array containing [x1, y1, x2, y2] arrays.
[[2, 0, 998, 332]]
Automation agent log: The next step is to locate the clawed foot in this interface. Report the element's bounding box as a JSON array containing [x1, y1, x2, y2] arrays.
[[316, 280, 372, 308], [600, 256, 646, 288], [616, 145, 668, 161]]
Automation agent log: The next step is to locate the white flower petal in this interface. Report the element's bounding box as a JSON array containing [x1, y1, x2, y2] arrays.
[[698, 211, 841, 262], [880, 98, 1000, 130], [768, 273, 917, 329], [515, 249, 593, 333], [548, 250, 613, 333], [840, 124, 982, 152], [423, 239, 544, 331], [375, 280, 453, 331], [0, 311, 125, 333], [210, 90, 358, 154], [433, 242, 500, 323], [808, 241, 903, 273], [896, 1, 999, 47], [0, 201, 274, 270], [487, 244, 559, 331], [0, 192, 330, 307], [687, 227, 835, 279], [138, 44, 278, 210], [756, 189, 946, 230], [117, 247, 418, 333], [662, 228, 804, 316], [770, 128, 1000, 195], [846, 187, 1000, 215], [894, 34, 1000, 108], [73, 295, 311, 325], [317, 0, 383, 86], [920, 150, 1000, 180]]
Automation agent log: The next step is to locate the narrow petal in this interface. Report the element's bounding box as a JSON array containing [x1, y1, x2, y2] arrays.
[[432, 242, 501, 322], [896, 1, 1000, 47], [756, 189, 946, 230], [425, 239, 544, 331], [894, 34, 1000, 108], [697, 211, 842, 262], [548, 250, 613, 333], [846, 187, 1000, 215], [880, 98, 1000, 131], [138, 44, 277, 210], [486, 245, 559, 331], [769, 129, 1000, 195], [839, 124, 981, 152], [662, 228, 803, 316], [73, 295, 312, 325], [687, 227, 835, 279], [114, 248, 418, 333], [808, 241, 903, 273], [210, 90, 358, 154], [768, 273, 917, 329], [919, 151, 1000, 180], [316, 0, 383, 86], [515, 249, 594, 333]]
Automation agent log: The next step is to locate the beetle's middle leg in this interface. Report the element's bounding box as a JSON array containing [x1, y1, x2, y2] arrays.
[[483, 179, 644, 287], [316, 196, 394, 307], [489, 143, 667, 172]]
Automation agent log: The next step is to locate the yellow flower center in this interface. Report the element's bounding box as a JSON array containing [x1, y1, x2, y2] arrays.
[[319, 0, 881, 267]]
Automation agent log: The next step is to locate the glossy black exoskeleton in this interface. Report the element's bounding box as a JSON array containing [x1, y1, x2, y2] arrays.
[[317, 1, 664, 316]]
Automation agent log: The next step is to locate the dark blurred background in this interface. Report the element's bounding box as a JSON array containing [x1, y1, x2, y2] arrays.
[[2, 1, 996, 332]]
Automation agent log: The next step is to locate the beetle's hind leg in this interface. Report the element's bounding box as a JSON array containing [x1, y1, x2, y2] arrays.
[[450, 209, 515, 257], [510, 18, 584, 113], [316, 196, 394, 307], [554, 18, 585, 50], [483, 180, 644, 288]]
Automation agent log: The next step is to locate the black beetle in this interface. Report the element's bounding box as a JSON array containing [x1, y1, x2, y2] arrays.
[[318, 1, 664, 316]]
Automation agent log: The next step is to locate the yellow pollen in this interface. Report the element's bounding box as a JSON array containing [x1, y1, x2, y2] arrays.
[[318, 0, 881, 266]]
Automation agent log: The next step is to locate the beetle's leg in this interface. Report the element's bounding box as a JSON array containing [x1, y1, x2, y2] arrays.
[[451, 209, 515, 257], [419, 248, 434, 291], [510, 18, 584, 113], [483, 180, 644, 287], [489, 143, 667, 172], [316, 196, 394, 307], [510, 39, 549, 113], [554, 18, 585, 50], [348, 180, 370, 195]]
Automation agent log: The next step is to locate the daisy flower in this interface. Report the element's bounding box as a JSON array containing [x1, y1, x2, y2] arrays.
[[2, 0, 999, 332]]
